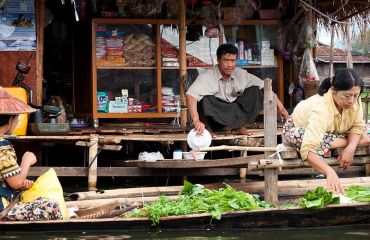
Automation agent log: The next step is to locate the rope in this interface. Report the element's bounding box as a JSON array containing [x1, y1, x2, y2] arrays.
[[268, 143, 289, 164]]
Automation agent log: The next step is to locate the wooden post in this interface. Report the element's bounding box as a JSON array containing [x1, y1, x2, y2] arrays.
[[329, 25, 335, 77], [263, 79, 278, 204], [365, 163, 370, 176], [239, 151, 248, 180], [345, 22, 353, 69], [178, 0, 187, 128], [88, 134, 99, 191], [35, 0, 44, 106]]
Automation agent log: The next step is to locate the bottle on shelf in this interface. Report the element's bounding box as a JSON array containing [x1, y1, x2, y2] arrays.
[[238, 41, 244, 60]]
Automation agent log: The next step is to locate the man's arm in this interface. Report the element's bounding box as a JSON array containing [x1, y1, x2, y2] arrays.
[[276, 95, 289, 121], [186, 94, 205, 135]]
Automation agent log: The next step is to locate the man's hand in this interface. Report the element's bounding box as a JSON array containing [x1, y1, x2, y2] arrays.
[[337, 145, 355, 170], [277, 100, 289, 121], [193, 120, 205, 135]]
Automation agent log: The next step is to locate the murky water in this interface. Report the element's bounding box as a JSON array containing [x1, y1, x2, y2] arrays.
[[1, 224, 369, 240]]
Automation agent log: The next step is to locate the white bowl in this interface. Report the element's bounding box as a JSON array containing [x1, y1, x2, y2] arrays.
[[187, 129, 212, 150], [182, 151, 206, 160]]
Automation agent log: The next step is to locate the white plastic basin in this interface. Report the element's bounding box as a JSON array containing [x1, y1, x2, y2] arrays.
[[182, 151, 206, 160]]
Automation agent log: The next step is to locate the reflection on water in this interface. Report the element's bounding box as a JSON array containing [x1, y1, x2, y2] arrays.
[[1, 224, 369, 240]]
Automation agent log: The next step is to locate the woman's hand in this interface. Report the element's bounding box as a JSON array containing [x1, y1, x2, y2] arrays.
[[337, 145, 355, 170], [22, 151, 37, 166], [326, 169, 344, 194], [21, 179, 34, 190]]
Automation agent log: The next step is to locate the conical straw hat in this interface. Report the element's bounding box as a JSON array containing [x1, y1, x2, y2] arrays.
[[0, 87, 35, 114]]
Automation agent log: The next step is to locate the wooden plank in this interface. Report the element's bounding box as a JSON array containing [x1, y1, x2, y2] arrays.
[[248, 156, 370, 170], [99, 133, 248, 142], [279, 166, 365, 177], [125, 154, 264, 168], [263, 79, 278, 204], [28, 167, 238, 177], [332, 147, 370, 156]]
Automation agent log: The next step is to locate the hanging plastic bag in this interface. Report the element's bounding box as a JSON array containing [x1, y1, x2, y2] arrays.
[[21, 168, 69, 219], [299, 49, 320, 98], [299, 49, 319, 83]]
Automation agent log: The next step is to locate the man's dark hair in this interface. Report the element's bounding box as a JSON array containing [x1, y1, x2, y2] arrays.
[[0, 115, 14, 127], [216, 44, 238, 59]]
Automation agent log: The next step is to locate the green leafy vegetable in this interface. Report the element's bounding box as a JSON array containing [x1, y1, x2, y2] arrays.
[[300, 186, 340, 209], [345, 185, 370, 203], [128, 180, 273, 225]]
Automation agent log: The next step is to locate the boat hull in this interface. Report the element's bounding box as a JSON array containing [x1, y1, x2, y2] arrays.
[[1, 203, 369, 232]]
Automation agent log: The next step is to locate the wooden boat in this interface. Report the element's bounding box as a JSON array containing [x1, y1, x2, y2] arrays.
[[1, 177, 369, 232], [0, 202, 369, 232]]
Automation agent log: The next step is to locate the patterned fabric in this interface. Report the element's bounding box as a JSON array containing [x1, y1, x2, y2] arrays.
[[5, 197, 63, 221], [283, 116, 340, 159], [283, 116, 370, 160], [0, 138, 63, 221], [290, 89, 365, 160], [0, 138, 20, 212], [0, 138, 21, 180]]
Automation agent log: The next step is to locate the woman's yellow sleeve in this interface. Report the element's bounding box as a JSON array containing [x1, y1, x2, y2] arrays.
[[349, 101, 365, 135], [300, 110, 329, 160]]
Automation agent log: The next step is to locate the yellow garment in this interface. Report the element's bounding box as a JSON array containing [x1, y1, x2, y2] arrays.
[[21, 168, 68, 219], [292, 89, 365, 160]]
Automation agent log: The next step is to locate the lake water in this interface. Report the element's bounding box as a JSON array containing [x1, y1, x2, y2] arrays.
[[1, 224, 369, 240]]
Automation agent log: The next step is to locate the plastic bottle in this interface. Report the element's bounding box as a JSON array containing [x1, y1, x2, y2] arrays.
[[238, 41, 244, 60], [247, 48, 252, 61], [234, 43, 239, 59]]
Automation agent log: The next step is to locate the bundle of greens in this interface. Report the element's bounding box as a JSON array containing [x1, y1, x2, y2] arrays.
[[345, 185, 370, 203], [300, 186, 340, 209], [128, 181, 273, 225]]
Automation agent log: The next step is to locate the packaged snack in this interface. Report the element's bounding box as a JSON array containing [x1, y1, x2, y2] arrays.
[[97, 91, 109, 113]]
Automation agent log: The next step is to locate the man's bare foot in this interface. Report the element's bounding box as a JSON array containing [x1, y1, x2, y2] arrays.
[[207, 128, 217, 138], [232, 127, 253, 136]]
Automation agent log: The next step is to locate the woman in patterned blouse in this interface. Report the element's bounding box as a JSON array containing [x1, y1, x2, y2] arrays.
[[0, 87, 62, 221]]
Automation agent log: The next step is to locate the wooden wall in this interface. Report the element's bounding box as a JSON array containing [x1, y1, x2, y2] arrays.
[[0, 52, 38, 105], [0, 0, 43, 106]]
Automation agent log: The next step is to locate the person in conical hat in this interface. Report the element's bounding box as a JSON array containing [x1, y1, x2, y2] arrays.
[[0, 87, 62, 221]]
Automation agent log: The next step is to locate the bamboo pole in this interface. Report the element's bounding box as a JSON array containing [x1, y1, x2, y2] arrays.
[[198, 145, 294, 152], [35, 0, 44, 106], [263, 79, 278, 204], [345, 21, 353, 69], [179, 0, 187, 128], [88, 134, 99, 191], [329, 25, 335, 77]]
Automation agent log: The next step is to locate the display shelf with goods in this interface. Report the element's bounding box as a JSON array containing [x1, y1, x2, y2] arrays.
[[92, 19, 181, 120], [160, 19, 284, 101], [90, 18, 283, 122]]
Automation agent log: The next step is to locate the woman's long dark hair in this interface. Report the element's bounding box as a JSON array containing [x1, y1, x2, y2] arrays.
[[0, 115, 15, 127], [318, 68, 364, 96]]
